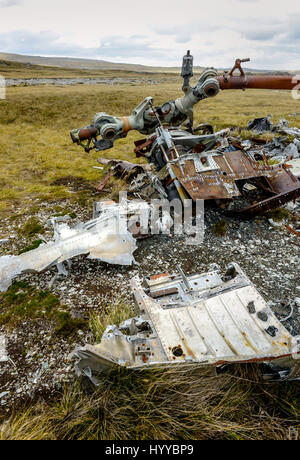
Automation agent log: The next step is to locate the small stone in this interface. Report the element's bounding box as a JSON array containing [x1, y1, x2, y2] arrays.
[[247, 301, 256, 315], [265, 326, 278, 338], [268, 219, 283, 228], [257, 311, 268, 322]]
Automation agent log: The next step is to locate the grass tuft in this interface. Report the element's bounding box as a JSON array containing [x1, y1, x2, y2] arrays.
[[213, 220, 227, 237], [267, 208, 291, 222], [18, 239, 45, 254], [18, 217, 44, 237], [0, 281, 87, 336]]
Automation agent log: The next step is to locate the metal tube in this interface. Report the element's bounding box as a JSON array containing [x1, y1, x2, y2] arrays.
[[217, 75, 296, 91]]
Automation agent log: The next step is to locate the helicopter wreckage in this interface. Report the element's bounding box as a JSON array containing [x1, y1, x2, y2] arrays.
[[71, 52, 300, 217], [0, 52, 299, 385], [70, 52, 300, 382]]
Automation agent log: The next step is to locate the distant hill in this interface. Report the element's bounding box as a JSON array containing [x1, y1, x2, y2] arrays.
[[0, 51, 295, 75], [0, 52, 185, 73]]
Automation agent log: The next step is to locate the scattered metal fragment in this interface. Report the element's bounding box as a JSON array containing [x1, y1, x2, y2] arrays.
[[226, 186, 300, 219], [263, 137, 289, 159], [248, 117, 273, 133], [279, 126, 300, 138], [285, 225, 300, 238], [96, 169, 115, 192], [283, 143, 299, 160], [96, 159, 152, 192], [93, 199, 173, 239], [248, 116, 300, 139], [279, 304, 294, 323], [286, 158, 300, 178], [75, 263, 300, 382], [0, 335, 9, 363]]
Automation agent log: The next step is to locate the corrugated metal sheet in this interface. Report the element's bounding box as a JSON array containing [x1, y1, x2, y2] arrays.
[[75, 264, 299, 382], [143, 285, 291, 364]]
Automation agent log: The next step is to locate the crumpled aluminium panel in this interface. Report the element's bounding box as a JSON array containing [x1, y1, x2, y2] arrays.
[[0, 202, 139, 292], [0, 199, 173, 292], [93, 199, 173, 238], [75, 263, 300, 383]]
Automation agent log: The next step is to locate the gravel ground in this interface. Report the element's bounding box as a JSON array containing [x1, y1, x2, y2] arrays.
[[6, 77, 159, 87], [0, 193, 299, 414]]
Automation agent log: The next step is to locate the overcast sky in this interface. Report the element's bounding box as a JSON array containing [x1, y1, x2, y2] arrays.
[[0, 0, 299, 69]]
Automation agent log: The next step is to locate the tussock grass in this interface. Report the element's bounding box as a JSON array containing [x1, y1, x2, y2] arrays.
[[18, 217, 44, 236], [89, 301, 135, 343], [1, 361, 299, 440], [0, 407, 55, 440]]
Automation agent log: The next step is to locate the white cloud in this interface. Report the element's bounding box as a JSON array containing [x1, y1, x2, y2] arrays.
[[0, 0, 299, 69], [0, 0, 23, 7]]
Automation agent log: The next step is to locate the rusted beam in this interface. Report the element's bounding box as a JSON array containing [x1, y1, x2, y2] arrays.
[[148, 287, 179, 299], [285, 225, 300, 238], [226, 185, 300, 219]]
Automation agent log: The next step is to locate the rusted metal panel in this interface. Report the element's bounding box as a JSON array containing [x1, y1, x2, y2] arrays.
[[170, 150, 299, 201], [227, 185, 300, 218], [268, 164, 299, 194], [149, 287, 179, 299]]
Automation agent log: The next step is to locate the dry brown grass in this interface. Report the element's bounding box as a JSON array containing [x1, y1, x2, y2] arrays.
[[1, 356, 299, 440]]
